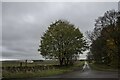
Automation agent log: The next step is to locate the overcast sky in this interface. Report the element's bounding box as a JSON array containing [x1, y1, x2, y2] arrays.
[[1, 2, 118, 60]]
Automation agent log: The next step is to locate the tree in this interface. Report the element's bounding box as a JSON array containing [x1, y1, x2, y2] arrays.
[[94, 10, 118, 37], [86, 10, 118, 42], [38, 20, 87, 66], [86, 10, 120, 67]]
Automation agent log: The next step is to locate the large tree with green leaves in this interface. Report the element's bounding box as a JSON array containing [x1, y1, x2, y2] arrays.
[[38, 20, 87, 66]]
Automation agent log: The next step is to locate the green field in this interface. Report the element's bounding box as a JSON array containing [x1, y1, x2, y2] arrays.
[[2, 60, 58, 67], [2, 60, 84, 78]]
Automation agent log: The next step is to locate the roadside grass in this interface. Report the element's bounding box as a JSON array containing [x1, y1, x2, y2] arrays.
[[89, 63, 118, 72], [70, 60, 84, 70], [2, 60, 84, 78], [2, 69, 70, 78]]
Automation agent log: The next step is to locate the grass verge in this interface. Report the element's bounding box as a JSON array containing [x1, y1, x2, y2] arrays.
[[2, 61, 84, 78], [2, 69, 71, 78], [89, 63, 118, 72]]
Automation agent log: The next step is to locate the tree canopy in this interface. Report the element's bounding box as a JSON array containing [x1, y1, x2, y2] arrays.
[[86, 10, 120, 68], [38, 20, 87, 66]]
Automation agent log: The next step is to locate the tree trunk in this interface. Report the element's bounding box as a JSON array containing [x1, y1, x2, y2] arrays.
[[67, 58, 69, 65], [59, 58, 63, 66]]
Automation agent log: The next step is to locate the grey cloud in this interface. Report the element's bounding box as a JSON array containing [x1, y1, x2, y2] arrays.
[[2, 2, 118, 60]]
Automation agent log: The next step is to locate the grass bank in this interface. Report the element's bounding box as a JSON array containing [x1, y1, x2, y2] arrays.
[[89, 63, 118, 72], [2, 60, 84, 78], [2, 69, 70, 78]]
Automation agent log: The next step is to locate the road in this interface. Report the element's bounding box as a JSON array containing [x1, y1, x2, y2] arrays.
[[47, 61, 119, 78]]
